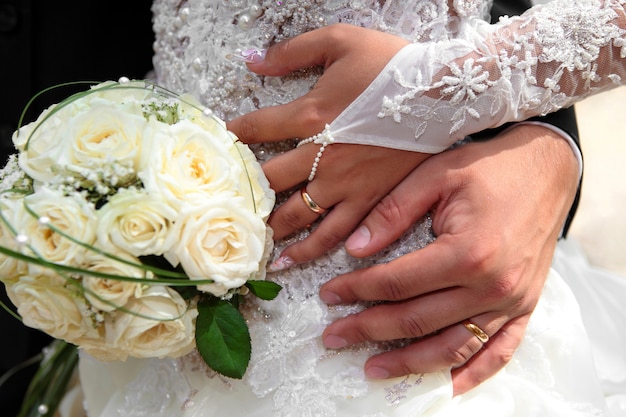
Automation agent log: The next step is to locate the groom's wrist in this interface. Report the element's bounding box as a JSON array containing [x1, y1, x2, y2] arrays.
[[513, 121, 583, 181]]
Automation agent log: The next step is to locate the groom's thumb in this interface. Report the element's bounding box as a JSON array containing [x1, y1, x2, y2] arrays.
[[346, 172, 438, 257]]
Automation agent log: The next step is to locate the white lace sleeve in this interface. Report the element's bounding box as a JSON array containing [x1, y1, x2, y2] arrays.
[[328, 0, 626, 153]]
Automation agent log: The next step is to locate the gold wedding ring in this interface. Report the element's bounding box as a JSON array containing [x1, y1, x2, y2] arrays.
[[462, 320, 490, 344], [300, 187, 327, 214]]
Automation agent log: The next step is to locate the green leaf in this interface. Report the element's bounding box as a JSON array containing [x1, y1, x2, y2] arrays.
[[195, 298, 251, 379], [245, 280, 282, 300]]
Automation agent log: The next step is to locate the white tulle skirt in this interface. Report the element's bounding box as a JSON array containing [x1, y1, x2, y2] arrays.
[[76, 239, 626, 417]]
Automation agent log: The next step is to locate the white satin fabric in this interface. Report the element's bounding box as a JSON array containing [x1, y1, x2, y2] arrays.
[[553, 240, 626, 416]]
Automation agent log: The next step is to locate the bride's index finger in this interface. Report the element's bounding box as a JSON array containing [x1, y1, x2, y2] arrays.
[[227, 26, 352, 143], [228, 25, 409, 144], [241, 26, 337, 76], [227, 100, 321, 144]]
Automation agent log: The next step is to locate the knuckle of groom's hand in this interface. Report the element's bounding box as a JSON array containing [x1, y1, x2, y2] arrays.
[[443, 343, 474, 368], [398, 313, 431, 338], [457, 238, 500, 278], [380, 271, 413, 301]]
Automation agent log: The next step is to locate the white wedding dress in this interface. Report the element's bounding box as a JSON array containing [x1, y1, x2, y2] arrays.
[[78, 1, 626, 416]]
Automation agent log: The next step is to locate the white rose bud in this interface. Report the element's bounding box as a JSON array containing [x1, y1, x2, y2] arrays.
[[81, 251, 146, 313], [104, 286, 197, 359]]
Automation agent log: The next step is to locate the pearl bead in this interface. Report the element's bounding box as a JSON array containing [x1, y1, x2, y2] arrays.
[[179, 7, 190, 22], [249, 5, 263, 18], [15, 234, 28, 244], [192, 58, 203, 72], [237, 14, 253, 29]]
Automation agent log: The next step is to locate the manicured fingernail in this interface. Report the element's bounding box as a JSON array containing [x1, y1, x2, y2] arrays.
[[320, 290, 342, 305], [229, 48, 267, 63], [324, 334, 348, 349], [365, 367, 390, 379], [268, 255, 294, 272], [345, 225, 371, 250]]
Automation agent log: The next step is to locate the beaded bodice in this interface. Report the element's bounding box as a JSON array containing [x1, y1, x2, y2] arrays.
[[152, 0, 492, 123], [155, 0, 626, 155]]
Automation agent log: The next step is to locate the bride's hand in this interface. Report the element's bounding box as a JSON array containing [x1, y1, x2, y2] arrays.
[[228, 24, 408, 141], [263, 144, 428, 266], [227, 24, 429, 265], [318, 124, 580, 395]]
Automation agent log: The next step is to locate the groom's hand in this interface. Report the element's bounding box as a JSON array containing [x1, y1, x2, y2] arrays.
[[319, 124, 580, 395]]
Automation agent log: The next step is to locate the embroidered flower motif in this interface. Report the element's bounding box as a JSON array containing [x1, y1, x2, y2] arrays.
[[245, 297, 323, 396], [440, 58, 490, 104], [534, 3, 624, 84]]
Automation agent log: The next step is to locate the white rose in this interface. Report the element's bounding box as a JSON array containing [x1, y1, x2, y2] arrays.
[[81, 251, 145, 313], [8, 274, 97, 342], [173, 106, 274, 218], [178, 104, 274, 219], [105, 286, 197, 359], [84, 80, 156, 107], [139, 120, 244, 209], [58, 103, 149, 181], [14, 81, 153, 184], [166, 197, 268, 296], [231, 141, 275, 220], [96, 188, 177, 257], [18, 187, 97, 270]]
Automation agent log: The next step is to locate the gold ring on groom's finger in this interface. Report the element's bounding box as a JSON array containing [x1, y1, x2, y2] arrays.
[[300, 187, 327, 214], [462, 320, 490, 344]]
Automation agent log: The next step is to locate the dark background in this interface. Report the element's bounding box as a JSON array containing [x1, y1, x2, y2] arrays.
[[0, 1, 154, 414]]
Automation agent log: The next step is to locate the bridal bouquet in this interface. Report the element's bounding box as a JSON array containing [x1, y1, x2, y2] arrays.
[[0, 79, 278, 380]]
